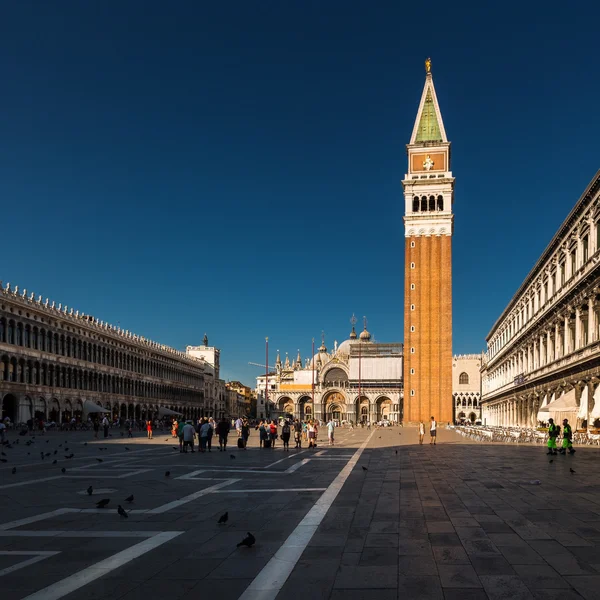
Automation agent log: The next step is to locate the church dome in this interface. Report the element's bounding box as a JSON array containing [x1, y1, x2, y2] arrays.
[[336, 339, 353, 356], [359, 327, 372, 341]]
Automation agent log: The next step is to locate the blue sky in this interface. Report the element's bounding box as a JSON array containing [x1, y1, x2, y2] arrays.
[[2, 2, 599, 386]]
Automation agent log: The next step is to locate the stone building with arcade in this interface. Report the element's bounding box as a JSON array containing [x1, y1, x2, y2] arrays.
[[0, 282, 211, 425], [265, 322, 403, 424], [481, 171, 600, 428]]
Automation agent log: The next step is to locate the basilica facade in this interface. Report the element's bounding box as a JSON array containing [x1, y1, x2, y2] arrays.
[[0, 282, 212, 425], [266, 323, 403, 423]]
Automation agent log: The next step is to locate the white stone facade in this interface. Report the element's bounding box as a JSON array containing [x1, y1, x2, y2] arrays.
[[0, 282, 211, 425], [481, 171, 600, 428], [261, 326, 403, 423], [452, 354, 482, 423]]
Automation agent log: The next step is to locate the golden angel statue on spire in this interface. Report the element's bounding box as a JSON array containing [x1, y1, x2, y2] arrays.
[[425, 57, 431, 73]]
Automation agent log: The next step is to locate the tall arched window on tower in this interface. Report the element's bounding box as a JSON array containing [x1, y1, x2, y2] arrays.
[[437, 195, 443, 211], [421, 196, 427, 211], [459, 372, 469, 384], [428, 196, 435, 211], [413, 197, 419, 212]]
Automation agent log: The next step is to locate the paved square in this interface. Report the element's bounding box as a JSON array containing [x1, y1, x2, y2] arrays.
[[1, 426, 600, 599]]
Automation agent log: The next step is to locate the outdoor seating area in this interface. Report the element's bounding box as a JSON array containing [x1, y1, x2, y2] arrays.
[[450, 424, 600, 446]]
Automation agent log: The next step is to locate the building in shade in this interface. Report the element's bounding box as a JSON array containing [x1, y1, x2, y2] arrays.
[[262, 322, 403, 423], [481, 171, 600, 429], [453, 354, 482, 424], [0, 282, 207, 425], [403, 59, 454, 424]]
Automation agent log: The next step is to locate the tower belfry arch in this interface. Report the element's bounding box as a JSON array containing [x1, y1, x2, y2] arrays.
[[403, 59, 454, 424]]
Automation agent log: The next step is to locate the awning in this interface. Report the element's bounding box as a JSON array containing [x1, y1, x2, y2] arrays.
[[536, 394, 549, 422], [539, 389, 577, 413], [83, 400, 111, 418], [590, 385, 600, 420], [158, 407, 183, 417], [577, 386, 589, 420]]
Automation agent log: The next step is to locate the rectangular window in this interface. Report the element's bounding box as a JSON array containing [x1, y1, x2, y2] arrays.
[[560, 262, 565, 286], [583, 236, 589, 262], [571, 250, 576, 276]]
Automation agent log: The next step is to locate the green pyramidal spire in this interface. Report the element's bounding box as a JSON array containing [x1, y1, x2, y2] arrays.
[[415, 88, 442, 143]]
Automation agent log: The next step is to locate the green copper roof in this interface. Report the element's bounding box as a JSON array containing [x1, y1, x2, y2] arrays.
[[415, 88, 442, 142]]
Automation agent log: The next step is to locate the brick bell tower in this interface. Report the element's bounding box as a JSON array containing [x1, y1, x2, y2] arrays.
[[403, 58, 454, 424]]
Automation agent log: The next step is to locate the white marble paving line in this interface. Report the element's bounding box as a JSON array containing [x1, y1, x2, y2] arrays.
[[0, 551, 60, 577], [148, 479, 239, 514], [0, 475, 64, 490], [0, 469, 153, 490], [0, 446, 172, 474], [239, 429, 376, 600], [284, 459, 311, 473], [0, 530, 160, 538], [313, 450, 327, 456], [0, 508, 77, 531], [20, 531, 182, 600], [212, 488, 327, 493]]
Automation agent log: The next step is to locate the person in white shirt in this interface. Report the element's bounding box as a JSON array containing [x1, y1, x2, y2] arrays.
[[235, 417, 243, 437], [418, 421, 425, 445], [182, 421, 196, 453], [430, 416, 437, 445], [327, 420, 335, 446]]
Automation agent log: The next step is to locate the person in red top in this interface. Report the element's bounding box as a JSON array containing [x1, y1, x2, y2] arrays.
[[146, 419, 153, 440], [269, 421, 278, 448]]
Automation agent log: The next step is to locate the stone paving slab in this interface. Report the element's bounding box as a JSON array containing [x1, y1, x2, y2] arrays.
[[1, 426, 600, 598]]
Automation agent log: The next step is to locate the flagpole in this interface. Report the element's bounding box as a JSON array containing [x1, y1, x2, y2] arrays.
[[265, 337, 269, 420], [311, 337, 315, 417]]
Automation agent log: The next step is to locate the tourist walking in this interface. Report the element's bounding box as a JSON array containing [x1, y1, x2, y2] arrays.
[[269, 420, 278, 448], [199, 418, 210, 452], [547, 418, 559, 455], [418, 420, 425, 445], [294, 420, 302, 448], [258, 421, 267, 448], [241, 420, 250, 448], [102, 415, 109, 438], [146, 419, 153, 440], [182, 420, 195, 453], [281, 420, 291, 451], [307, 421, 316, 448], [327, 419, 335, 446], [207, 417, 215, 452], [559, 418, 575, 455], [217, 416, 230, 451], [429, 416, 437, 445]]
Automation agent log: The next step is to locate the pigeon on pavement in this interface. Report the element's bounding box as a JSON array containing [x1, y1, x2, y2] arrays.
[[117, 505, 129, 518], [96, 498, 110, 508], [218, 512, 228, 524], [125, 494, 134, 503], [237, 532, 255, 548], [230, 455, 236, 459], [96, 458, 103, 463], [570, 468, 576, 474], [87, 486, 93, 496], [362, 466, 368, 471], [165, 471, 170, 477], [61, 467, 66, 473], [12, 467, 16, 474]]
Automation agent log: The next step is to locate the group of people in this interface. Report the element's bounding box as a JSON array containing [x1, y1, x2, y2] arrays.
[[417, 417, 438, 445], [170, 417, 232, 453], [546, 417, 575, 455]]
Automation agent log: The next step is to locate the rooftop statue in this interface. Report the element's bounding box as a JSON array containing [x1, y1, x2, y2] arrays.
[[425, 57, 431, 73]]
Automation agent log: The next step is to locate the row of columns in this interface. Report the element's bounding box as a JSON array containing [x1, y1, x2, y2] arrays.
[[486, 297, 599, 393]]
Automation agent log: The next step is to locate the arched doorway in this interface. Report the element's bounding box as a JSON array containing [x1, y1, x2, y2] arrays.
[[49, 399, 60, 423], [324, 391, 346, 422], [355, 395, 370, 424], [376, 396, 392, 421], [298, 396, 312, 421], [469, 412, 476, 423], [2, 394, 19, 423], [458, 411, 466, 422]]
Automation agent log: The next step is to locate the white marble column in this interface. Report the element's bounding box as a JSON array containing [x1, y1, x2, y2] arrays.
[[575, 306, 582, 350], [564, 315, 570, 355], [588, 297, 595, 344]]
